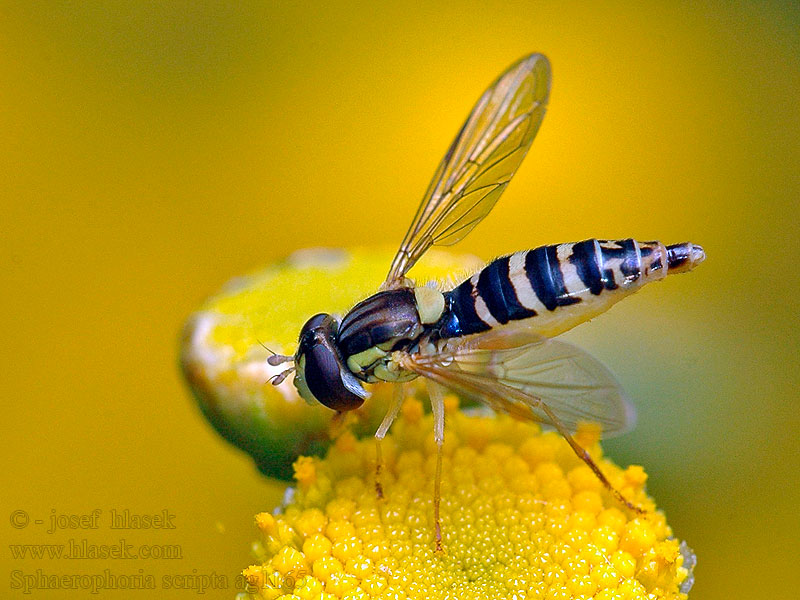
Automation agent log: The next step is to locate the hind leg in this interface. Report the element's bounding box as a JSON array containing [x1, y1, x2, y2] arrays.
[[426, 380, 447, 553]]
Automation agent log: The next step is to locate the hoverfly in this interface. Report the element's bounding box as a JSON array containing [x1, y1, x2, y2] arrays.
[[268, 53, 704, 550]]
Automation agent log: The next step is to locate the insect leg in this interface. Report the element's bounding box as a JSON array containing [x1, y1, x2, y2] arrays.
[[373, 384, 405, 499], [536, 401, 646, 515], [426, 380, 447, 552]]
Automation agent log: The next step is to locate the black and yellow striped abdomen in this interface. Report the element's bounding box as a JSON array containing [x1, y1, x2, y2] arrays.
[[437, 239, 704, 339]]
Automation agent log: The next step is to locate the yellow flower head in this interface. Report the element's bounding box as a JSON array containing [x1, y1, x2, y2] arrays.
[[240, 395, 694, 600]]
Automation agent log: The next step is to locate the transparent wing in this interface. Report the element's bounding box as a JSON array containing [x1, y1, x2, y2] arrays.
[[406, 329, 635, 437], [385, 53, 551, 286]]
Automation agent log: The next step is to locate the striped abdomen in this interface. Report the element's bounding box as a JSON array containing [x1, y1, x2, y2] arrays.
[[437, 239, 704, 339]]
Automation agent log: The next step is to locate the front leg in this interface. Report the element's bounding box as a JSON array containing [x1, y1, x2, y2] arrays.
[[373, 383, 405, 499]]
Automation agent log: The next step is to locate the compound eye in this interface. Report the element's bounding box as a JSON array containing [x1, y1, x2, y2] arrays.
[[294, 314, 368, 411], [299, 313, 332, 340], [301, 343, 366, 411]]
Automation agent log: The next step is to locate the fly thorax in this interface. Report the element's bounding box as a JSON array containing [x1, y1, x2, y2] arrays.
[[345, 342, 422, 382], [337, 286, 445, 383], [373, 351, 419, 383], [335, 288, 423, 379], [346, 344, 391, 382]]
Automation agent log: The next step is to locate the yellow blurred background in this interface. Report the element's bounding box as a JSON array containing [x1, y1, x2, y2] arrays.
[[2, 2, 797, 598]]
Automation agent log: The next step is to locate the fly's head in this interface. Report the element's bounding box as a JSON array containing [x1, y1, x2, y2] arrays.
[[290, 313, 369, 411]]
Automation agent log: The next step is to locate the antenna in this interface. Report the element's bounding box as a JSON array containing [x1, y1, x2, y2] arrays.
[[256, 337, 293, 366]]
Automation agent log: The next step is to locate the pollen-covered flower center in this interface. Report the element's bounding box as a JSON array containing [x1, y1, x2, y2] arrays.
[[242, 396, 693, 600]]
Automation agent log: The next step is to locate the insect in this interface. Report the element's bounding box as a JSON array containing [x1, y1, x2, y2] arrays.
[[268, 53, 704, 550]]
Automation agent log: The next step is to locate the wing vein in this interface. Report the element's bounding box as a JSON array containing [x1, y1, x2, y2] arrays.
[[385, 54, 551, 285]]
